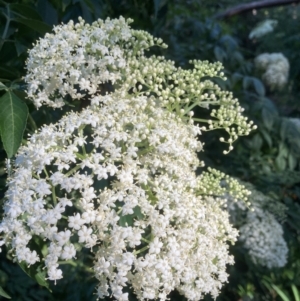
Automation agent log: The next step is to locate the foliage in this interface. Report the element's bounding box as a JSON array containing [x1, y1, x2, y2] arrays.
[[0, 0, 300, 301]]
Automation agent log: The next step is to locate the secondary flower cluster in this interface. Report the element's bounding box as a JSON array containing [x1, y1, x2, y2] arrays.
[[255, 53, 289, 90], [25, 17, 166, 108], [1, 17, 257, 301], [228, 183, 288, 269], [239, 208, 288, 269], [248, 19, 277, 39]]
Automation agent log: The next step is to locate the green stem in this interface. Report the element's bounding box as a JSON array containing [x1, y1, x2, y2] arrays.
[[133, 245, 149, 255], [192, 118, 211, 123], [52, 185, 57, 206], [27, 113, 38, 131], [141, 237, 151, 244], [65, 164, 82, 177], [44, 167, 57, 206], [0, 4, 11, 52]]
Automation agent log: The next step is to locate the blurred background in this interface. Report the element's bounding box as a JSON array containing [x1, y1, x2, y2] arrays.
[[1, 0, 300, 300]]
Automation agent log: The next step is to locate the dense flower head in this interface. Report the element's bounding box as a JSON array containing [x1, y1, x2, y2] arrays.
[[1, 92, 238, 300], [239, 208, 288, 268], [25, 16, 167, 108], [255, 53, 289, 90], [1, 17, 257, 301], [25, 17, 256, 151], [228, 183, 288, 269]]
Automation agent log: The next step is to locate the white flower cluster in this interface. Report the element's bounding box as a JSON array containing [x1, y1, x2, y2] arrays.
[[25, 17, 166, 108], [1, 17, 256, 301], [255, 53, 289, 90], [0, 91, 238, 300], [239, 208, 288, 269], [228, 183, 288, 269], [249, 20, 277, 39]]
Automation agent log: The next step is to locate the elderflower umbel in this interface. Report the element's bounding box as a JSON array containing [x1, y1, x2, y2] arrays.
[[227, 182, 288, 268], [1, 17, 257, 301], [255, 53, 289, 90], [0, 92, 238, 300]]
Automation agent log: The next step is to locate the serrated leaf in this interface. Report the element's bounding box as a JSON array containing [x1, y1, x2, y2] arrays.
[[13, 18, 51, 35], [0, 286, 11, 299], [253, 78, 265, 96], [0, 91, 28, 158]]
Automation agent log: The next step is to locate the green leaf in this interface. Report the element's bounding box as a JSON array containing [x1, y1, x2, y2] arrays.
[[37, 0, 58, 25], [10, 3, 43, 20], [19, 262, 51, 291], [252, 78, 265, 96], [260, 129, 272, 148], [288, 153, 297, 170], [251, 133, 263, 151], [153, 0, 161, 18], [262, 108, 274, 130], [13, 18, 51, 35], [275, 156, 286, 172], [292, 285, 300, 301], [271, 284, 290, 301], [0, 82, 8, 91], [0, 286, 11, 299], [119, 206, 144, 227], [231, 72, 243, 85], [243, 76, 252, 90], [0, 91, 28, 158], [214, 46, 226, 62], [14, 40, 28, 56]]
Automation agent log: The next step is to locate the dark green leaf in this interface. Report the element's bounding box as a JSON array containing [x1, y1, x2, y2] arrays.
[[0, 66, 19, 79], [279, 142, 288, 158], [251, 133, 263, 151], [119, 206, 144, 227], [18, 262, 51, 292], [231, 72, 243, 85], [0, 286, 11, 299], [242, 76, 252, 90], [37, 0, 58, 25], [260, 129, 272, 148], [0, 91, 28, 158], [10, 3, 43, 20], [252, 78, 265, 96], [14, 40, 28, 57], [153, 0, 161, 19], [0, 82, 8, 91], [262, 108, 274, 130], [214, 46, 226, 62], [13, 18, 51, 35], [288, 153, 297, 170], [275, 156, 286, 171]]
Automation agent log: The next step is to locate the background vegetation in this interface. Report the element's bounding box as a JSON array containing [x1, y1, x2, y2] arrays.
[[1, 0, 300, 300]]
